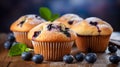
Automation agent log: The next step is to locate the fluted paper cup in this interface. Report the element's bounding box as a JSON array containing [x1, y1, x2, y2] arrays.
[[32, 41, 74, 61], [13, 32, 33, 48], [75, 35, 110, 52]]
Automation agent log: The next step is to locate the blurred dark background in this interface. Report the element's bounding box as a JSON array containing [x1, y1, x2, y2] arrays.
[[0, 0, 120, 33]]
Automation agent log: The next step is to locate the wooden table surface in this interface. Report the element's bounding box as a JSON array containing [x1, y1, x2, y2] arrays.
[[0, 33, 120, 67]]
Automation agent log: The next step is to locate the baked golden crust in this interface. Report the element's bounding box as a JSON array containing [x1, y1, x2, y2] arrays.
[[54, 14, 83, 28], [10, 14, 45, 32], [28, 22, 76, 42], [71, 17, 113, 35]]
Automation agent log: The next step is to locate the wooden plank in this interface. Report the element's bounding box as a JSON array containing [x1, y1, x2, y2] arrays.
[[65, 64, 78, 67], [50, 62, 65, 67], [0, 49, 10, 67], [9, 61, 50, 67], [0, 33, 12, 67], [0, 33, 9, 67]]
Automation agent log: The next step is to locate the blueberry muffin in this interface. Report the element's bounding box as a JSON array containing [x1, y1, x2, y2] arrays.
[[71, 17, 113, 52], [10, 14, 45, 48], [28, 22, 76, 61], [54, 14, 83, 28]]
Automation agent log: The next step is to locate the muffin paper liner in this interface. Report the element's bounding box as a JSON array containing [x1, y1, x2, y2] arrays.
[[75, 35, 110, 52], [13, 32, 33, 48], [32, 41, 74, 61]]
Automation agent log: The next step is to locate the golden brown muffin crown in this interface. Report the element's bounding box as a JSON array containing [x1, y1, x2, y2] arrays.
[[54, 13, 83, 28], [28, 22, 76, 42], [10, 14, 46, 32], [71, 17, 113, 35]]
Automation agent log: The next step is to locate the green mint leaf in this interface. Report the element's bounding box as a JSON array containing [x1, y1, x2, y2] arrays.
[[39, 7, 52, 21], [8, 43, 27, 57], [50, 14, 60, 21]]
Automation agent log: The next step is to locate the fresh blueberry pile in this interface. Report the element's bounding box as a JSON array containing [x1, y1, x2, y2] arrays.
[[4, 33, 44, 64], [63, 53, 97, 64], [4, 33, 17, 49], [21, 52, 44, 64], [108, 44, 120, 64], [63, 44, 120, 64]]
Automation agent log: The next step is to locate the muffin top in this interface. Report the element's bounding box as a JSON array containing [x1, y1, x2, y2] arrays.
[[10, 14, 46, 32], [28, 22, 76, 42], [71, 17, 113, 36], [54, 14, 83, 28]]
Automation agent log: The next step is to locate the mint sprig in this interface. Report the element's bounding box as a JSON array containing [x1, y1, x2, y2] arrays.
[[51, 14, 60, 21], [39, 7, 60, 21], [8, 43, 33, 57]]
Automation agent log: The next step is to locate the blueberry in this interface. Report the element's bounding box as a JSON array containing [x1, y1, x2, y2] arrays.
[[96, 26, 101, 33], [4, 41, 13, 49], [33, 31, 41, 38], [85, 53, 97, 63], [63, 31, 71, 37], [63, 54, 74, 64], [65, 28, 69, 31], [17, 20, 25, 27], [35, 15, 41, 19], [109, 55, 120, 64], [108, 45, 117, 53], [89, 21, 98, 26], [35, 15, 39, 18], [21, 52, 32, 61], [74, 53, 84, 62], [47, 24, 53, 31], [7, 33, 15, 42], [19, 21, 25, 25], [68, 20, 74, 25], [32, 54, 44, 64], [57, 26, 62, 31]]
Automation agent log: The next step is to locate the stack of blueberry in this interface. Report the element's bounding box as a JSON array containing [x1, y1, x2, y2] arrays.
[[63, 53, 97, 64], [21, 52, 44, 64], [108, 45, 120, 64], [4, 33, 44, 64], [63, 45, 120, 64], [4, 33, 16, 49]]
